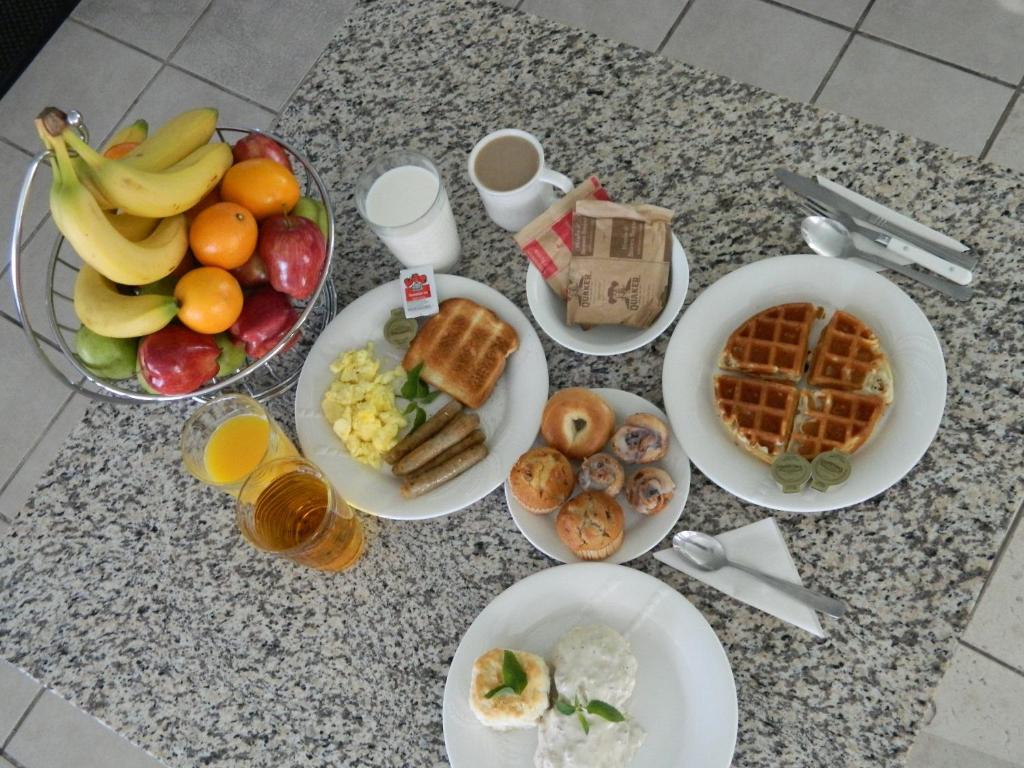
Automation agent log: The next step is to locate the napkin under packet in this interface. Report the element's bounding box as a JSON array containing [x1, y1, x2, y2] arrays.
[[514, 177, 673, 329]]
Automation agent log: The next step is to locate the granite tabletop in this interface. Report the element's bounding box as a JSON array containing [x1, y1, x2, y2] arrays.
[[3, 1, 1024, 766]]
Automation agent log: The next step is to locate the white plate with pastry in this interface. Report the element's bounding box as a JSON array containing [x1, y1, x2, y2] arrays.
[[662, 254, 946, 514], [295, 274, 549, 520], [442, 562, 737, 768], [504, 388, 691, 563], [525, 234, 690, 356]]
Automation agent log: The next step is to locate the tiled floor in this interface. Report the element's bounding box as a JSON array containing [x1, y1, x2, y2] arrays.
[[1, 0, 1022, 765]]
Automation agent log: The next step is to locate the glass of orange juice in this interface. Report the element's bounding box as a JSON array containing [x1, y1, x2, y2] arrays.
[[181, 394, 298, 496], [235, 456, 364, 572]]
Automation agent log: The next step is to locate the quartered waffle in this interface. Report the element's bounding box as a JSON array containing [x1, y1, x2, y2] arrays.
[[713, 374, 800, 463], [718, 303, 823, 381], [807, 310, 893, 403], [789, 388, 886, 459]]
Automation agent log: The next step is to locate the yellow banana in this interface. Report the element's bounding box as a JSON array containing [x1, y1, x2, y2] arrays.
[[64, 128, 232, 218], [74, 265, 178, 338], [120, 107, 218, 171], [104, 211, 159, 241], [101, 119, 148, 153], [38, 122, 189, 285]]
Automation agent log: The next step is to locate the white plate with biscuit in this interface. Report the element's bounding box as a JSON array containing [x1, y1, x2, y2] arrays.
[[504, 388, 691, 563], [442, 562, 737, 768], [662, 254, 946, 513], [525, 234, 690, 356], [295, 274, 549, 520]]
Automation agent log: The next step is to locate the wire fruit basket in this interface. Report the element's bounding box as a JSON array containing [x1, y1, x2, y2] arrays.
[[8, 113, 337, 404]]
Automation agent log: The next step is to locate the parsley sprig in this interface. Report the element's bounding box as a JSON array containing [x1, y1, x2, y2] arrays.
[[398, 362, 441, 432], [555, 695, 625, 734], [484, 650, 528, 699]]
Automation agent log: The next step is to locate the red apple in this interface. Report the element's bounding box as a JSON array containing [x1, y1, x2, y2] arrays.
[[258, 215, 326, 300], [229, 287, 300, 358], [231, 251, 269, 287], [232, 134, 292, 172], [138, 325, 219, 395]]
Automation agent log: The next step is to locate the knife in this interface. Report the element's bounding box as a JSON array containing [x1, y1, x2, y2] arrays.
[[775, 169, 978, 271]]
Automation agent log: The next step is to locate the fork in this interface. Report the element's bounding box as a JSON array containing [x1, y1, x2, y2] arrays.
[[801, 199, 973, 285]]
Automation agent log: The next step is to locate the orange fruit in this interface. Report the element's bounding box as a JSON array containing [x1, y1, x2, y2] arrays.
[[220, 158, 300, 220], [103, 141, 139, 159], [186, 186, 222, 223], [189, 202, 257, 269], [174, 267, 244, 334]]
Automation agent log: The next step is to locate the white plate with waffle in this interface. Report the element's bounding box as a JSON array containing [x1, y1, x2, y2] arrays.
[[295, 274, 549, 520], [662, 254, 946, 513], [525, 234, 690, 356]]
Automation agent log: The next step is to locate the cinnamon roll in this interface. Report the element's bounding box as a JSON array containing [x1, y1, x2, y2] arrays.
[[577, 453, 625, 497], [611, 413, 669, 464], [625, 467, 675, 516]]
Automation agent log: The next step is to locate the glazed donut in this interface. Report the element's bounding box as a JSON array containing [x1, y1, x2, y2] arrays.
[[577, 453, 625, 497], [540, 389, 616, 460], [611, 413, 670, 464], [625, 467, 675, 516]]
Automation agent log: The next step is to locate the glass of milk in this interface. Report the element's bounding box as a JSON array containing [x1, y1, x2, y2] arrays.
[[355, 151, 461, 272]]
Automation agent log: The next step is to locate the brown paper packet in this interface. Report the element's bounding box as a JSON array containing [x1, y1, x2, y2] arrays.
[[566, 201, 673, 329], [514, 176, 610, 299]]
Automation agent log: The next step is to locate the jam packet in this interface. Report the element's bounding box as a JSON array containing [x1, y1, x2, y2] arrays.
[[399, 267, 439, 318], [565, 201, 673, 329], [514, 176, 610, 299]]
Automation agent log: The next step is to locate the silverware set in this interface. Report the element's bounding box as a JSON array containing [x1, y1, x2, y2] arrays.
[[775, 168, 976, 301]]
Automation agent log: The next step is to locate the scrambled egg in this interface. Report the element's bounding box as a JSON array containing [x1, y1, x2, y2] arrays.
[[321, 343, 406, 468]]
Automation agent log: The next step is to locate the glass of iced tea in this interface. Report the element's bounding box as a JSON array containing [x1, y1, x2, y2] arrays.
[[235, 456, 364, 572], [181, 394, 298, 496]]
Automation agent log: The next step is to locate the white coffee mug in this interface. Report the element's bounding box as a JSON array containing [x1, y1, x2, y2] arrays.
[[468, 129, 573, 232]]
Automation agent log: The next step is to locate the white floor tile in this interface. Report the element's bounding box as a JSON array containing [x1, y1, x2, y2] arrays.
[[520, 0, 686, 52], [0, 318, 81, 493], [0, 755, 15, 768], [863, 0, 1024, 84], [0, 22, 160, 153], [7, 691, 165, 768], [908, 732, 1022, 768], [0, 394, 89, 524], [74, 0, 212, 59], [0, 660, 41, 746], [818, 37, 1013, 156], [171, 0, 355, 110], [0, 143, 50, 274], [962, 510, 1024, 674], [662, 0, 848, 102], [915, 644, 1024, 765], [986, 97, 1024, 172], [773, 0, 869, 26], [122, 66, 276, 136]]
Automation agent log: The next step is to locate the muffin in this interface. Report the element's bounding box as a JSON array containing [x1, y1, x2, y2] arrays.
[[577, 453, 625, 497], [540, 388, 616, 460], [625, 467, 676, 516], [555, 491, 625, 561], [469, 648, 550, 730], [611, 413, 670, 463], [508, 447, 575, 514]]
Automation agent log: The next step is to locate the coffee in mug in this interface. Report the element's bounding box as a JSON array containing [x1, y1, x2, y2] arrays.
[[468, 129, 572, 232]]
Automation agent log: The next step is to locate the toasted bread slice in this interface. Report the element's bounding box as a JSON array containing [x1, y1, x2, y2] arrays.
[[718, 302, 823, 381], [403, 298, 519, 409]]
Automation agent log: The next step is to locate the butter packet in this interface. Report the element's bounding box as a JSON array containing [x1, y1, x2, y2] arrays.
[[514, 176, 610, 299], [566, 201, 673, 329]]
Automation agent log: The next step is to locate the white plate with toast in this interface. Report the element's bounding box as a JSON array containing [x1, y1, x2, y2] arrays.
[[442, 562, 737, 768], [525, 234, 690, 356], [662, 254, 946, 513], [295, 274, 549, 520], [504, 389, 691, 563]]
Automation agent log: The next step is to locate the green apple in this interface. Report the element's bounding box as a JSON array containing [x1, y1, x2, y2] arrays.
[[291, 196, 329, 239], [75, 326, 137, 380], [214, 333, 246, 377]]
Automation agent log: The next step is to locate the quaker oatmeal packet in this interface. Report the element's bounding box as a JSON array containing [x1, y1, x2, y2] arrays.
[[566, 201, 673, 329]]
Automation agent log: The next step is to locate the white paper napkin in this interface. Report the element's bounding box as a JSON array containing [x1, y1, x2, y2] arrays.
[[654, 518, 825, 638], [814, 175, 969, 271]]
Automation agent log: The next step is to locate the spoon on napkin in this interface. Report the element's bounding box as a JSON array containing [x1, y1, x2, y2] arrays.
[[672, 530, 849, 618]]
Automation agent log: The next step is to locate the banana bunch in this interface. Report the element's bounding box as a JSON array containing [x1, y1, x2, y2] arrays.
[[33, 107, 233, 338]]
